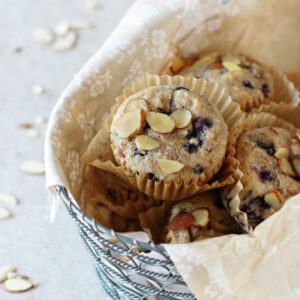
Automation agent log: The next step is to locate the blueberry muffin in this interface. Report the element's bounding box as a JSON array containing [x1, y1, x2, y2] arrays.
[[236, 127, 300, 228], [174, 53, 274, 111], [110, 85, 228, 184], [164, 192, 241, 243]]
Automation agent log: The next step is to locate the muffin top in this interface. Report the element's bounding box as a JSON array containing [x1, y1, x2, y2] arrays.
[[179, 53, 274, 111], [164, 192, 241, 244], [110, 85, 228, 183], [235, 127, 300, 228]]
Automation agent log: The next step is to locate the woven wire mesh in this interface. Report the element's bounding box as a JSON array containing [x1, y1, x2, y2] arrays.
[[56, 186, 195, 299]]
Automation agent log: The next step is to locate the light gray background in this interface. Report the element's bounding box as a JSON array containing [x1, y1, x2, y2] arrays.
[[0, 0, 134, 299]]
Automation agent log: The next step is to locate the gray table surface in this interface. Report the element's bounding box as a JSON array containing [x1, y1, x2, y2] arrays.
[[0, 0, 134, 299]]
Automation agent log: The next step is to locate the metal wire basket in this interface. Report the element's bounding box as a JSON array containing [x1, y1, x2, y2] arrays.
[[56, 186, 195, 299]]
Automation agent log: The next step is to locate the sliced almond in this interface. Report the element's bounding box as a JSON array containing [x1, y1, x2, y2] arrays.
[[157, 159, 184, 174], [265, 191, 285, 210], [274, 148, 290, 159], [0, 266, 16, 282], [278, 158, 295, 177], [192, 54, 218, 68], [135, 135, 159, 150], [222, 61, 242, 72], [125, 98, 148, 113], [0, 193, 18, 205], [54, 21, 71, 36], [26, 129, 39, 139], [192, 208, 209, 228], [291, 158, 300, 176], [17, 123, 32, 129], [269, 127, 279, 135], [291, 139, 300, 155], [51, 31, 77, 52], [169, 57, 185, 74], [34, 115, 46, 125], [20, 160, 45, 175], [86, 0, 100, 10], [170, 109, 192, 129], [3, 276, 33, 293], [168, 213, 194, 231], [0, 206, 12, 219], [146, 112, 175, 134], [32, 85, 45, 95], [222, 55, 240, 64], [115, 110, 142, 138], [32, 28, 55, 44]]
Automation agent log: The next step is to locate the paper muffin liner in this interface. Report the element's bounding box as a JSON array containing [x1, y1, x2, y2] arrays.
[[138, 191, 241, 244], [162, 55, 300, 110], [82, 181, 140, 232], [220, 112, 299, 233], [84, 166, 162, 219], [82, 73, 244, 201], [256, 101, 300, 128]]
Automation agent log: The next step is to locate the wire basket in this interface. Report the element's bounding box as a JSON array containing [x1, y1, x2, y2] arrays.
[[56, 185, 195, 300]]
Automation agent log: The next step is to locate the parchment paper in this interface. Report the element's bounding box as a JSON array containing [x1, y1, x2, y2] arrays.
[[45, 0, 300, 299]]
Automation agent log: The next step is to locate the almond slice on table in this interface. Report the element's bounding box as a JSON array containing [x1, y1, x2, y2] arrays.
[[0, 206, 12, 219], [32, 28, 55, 44], [54, 21, 71, 36], [0, 266, 16, 282], [20, 160, 45, 175], [125, 98, 148, 113], [274, 148, 290, 159], [135, 135, 159, 150], [115, 109, 142, 138], [192, 208, 209, 228], [278, 158, 296, 177], [168, 213, 194, 231], [146, 112, 175, 134], [157, 159, 184, 174], [264, 190, 285, 210], [222, 61, 242, 72], [32, 85, 45, 95], [3, 276, 34, 293], [17, 123, 32, 129], [51, 31, 77, 52], [170, 109, 192, 129], [0, 193, 18, 205]]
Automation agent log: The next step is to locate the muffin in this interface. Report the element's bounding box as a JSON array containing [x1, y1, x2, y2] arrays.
[[171, 53, 274, 111], [235, 127, 300, 229], [110, 85, 228, 184], [164, 192, 241, 244]]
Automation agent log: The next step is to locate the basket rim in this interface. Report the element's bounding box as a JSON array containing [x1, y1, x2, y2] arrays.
[[56, 185, 166, 253]]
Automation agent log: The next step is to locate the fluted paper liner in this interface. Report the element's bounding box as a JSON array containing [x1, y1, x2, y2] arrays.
[[221, 112, 299, 233], [84, 166, 162, 219], [163, 57, 299, 110], [82, 181, 140, 232], [82, 74, 244, 200]]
